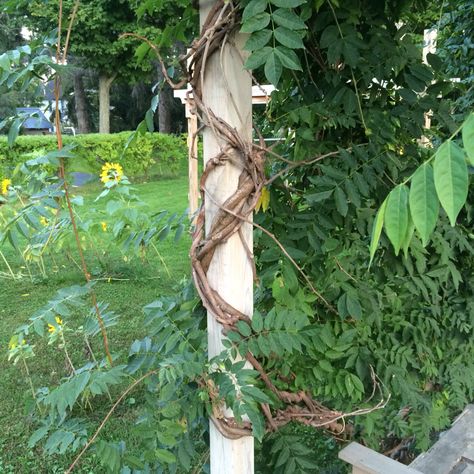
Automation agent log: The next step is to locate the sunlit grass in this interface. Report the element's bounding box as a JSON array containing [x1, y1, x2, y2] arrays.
[[0, 175, 191, 472]]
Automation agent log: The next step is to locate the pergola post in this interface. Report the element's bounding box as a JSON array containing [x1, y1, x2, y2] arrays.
[[199, 1, 254, 473], [185, 98, 199, 219]]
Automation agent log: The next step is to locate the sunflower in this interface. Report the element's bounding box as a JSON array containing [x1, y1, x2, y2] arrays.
[[101, 221, 107, 232], [48, 316, 63, 334], [100, 162, 123, 184], [1, 178, 12, 195]]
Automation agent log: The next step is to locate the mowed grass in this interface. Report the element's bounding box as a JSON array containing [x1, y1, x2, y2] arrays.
[[0, 174, 192, 472]]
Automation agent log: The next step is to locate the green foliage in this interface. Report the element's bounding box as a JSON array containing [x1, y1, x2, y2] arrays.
[[0, 131, 187, 179], [436, 0, 474, 115], [2, 0, 473, 472], [371, 114, 473, 255], [242, 0, 307, 85], [243, 0, 474, 465]]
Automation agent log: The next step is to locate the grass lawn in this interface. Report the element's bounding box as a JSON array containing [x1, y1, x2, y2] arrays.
[[0, 174, 191, 472], [0, 171, 346, 473]]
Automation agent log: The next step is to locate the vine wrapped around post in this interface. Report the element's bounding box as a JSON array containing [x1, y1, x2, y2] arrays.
[[179, 1, 387, 438]]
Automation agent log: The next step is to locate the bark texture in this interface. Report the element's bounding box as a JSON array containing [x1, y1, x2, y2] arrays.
[[158, 83, 173, 133], [73, 70, 90, 134], [98, 74, 115, 134]]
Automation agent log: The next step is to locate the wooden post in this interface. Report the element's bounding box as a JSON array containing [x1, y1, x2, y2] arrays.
[[186, 99, 199, 219], [199, 1, 254, 473], [174, 84, 274, 218]]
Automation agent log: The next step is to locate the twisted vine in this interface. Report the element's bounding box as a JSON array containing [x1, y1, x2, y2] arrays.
[[126, 0, 389, 440]]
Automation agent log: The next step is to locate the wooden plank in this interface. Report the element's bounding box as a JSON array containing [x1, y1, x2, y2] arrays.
[[410, 405, 474, 473], [173, 85, 275, 104], [199, 1, 254, 473], [186, 99, 199, 219], [339, 443, 423, 474]]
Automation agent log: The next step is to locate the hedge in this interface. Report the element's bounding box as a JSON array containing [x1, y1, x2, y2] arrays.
[[0, 132, 188, 179]]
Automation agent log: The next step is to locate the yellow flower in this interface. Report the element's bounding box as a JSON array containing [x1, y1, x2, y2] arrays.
[[40, 216, 49, 226], [100, 162, 123, 184], [1, 178, 12, 195], [101, 221, 107, 232], [48, 316, 63, 334]]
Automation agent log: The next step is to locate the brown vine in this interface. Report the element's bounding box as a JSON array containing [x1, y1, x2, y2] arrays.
[[128, 0, 390, 440]]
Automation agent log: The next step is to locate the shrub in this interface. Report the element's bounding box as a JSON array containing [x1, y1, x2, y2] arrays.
[[0, 132, 188, 179]]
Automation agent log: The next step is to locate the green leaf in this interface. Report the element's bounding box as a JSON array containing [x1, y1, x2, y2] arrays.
[[242, 0, 268, 22], [244, 29, 272, 51], [462, 113, 474, 165], [241, 12, 271, 33], [274, 46, 302, 71], [350, 373, 364, 393], [274, 26, 305, 49], [271, 8, 307, 30], [346, 294, 362, 319], [384, 185, 409, 256], [264, 51, 282, 86], [334, 187, 348, 216], [409, 163, 438, 246], [8, 118, 23, 147], [145, 109, 154, 132], [433, 141, 468, 226], [241, 385, 271, 403], [0, 53, 10, 70], [306, 189, 333, 203], [155, 448, 177, 464], [135, 42, 151, 63], [319, 359, 333, 372], [337, 293, 348, 318], [251, 311, 263, 332], [369, 199, 387, 266], [245, 47, 273, 69], [345, 180, 361, 207], [236, 320, 252, 337], [106, 200, 122, 215], [28, 426, 49, 448], [271, 0, 306, 7]]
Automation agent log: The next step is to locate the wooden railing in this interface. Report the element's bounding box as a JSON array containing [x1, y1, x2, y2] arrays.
[[338, 442, 423, 474]]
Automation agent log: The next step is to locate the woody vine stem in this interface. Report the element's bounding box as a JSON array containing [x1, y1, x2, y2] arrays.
[[66, 1, 391, 469], [126, 0, 389, 438]]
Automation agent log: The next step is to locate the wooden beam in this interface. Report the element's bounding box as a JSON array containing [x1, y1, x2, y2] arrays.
[[339, 443, 423, 474], [174, 85, 275, 105], [199, 1, 254, 472], [185, 99, 199, 219]]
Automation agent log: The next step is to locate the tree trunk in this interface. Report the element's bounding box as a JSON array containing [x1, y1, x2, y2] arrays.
[[158, 83, 173, 133], [73, 70, 90, 134], [99, 74, 115, 134]]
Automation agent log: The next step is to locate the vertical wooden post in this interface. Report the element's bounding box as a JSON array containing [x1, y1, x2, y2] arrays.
[[186, 98, 199, 219], [199, 1, 254, 473]]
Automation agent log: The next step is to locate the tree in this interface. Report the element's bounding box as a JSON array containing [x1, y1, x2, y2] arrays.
[[25, 0, 147, 133], [22, 0, 195, 133]]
